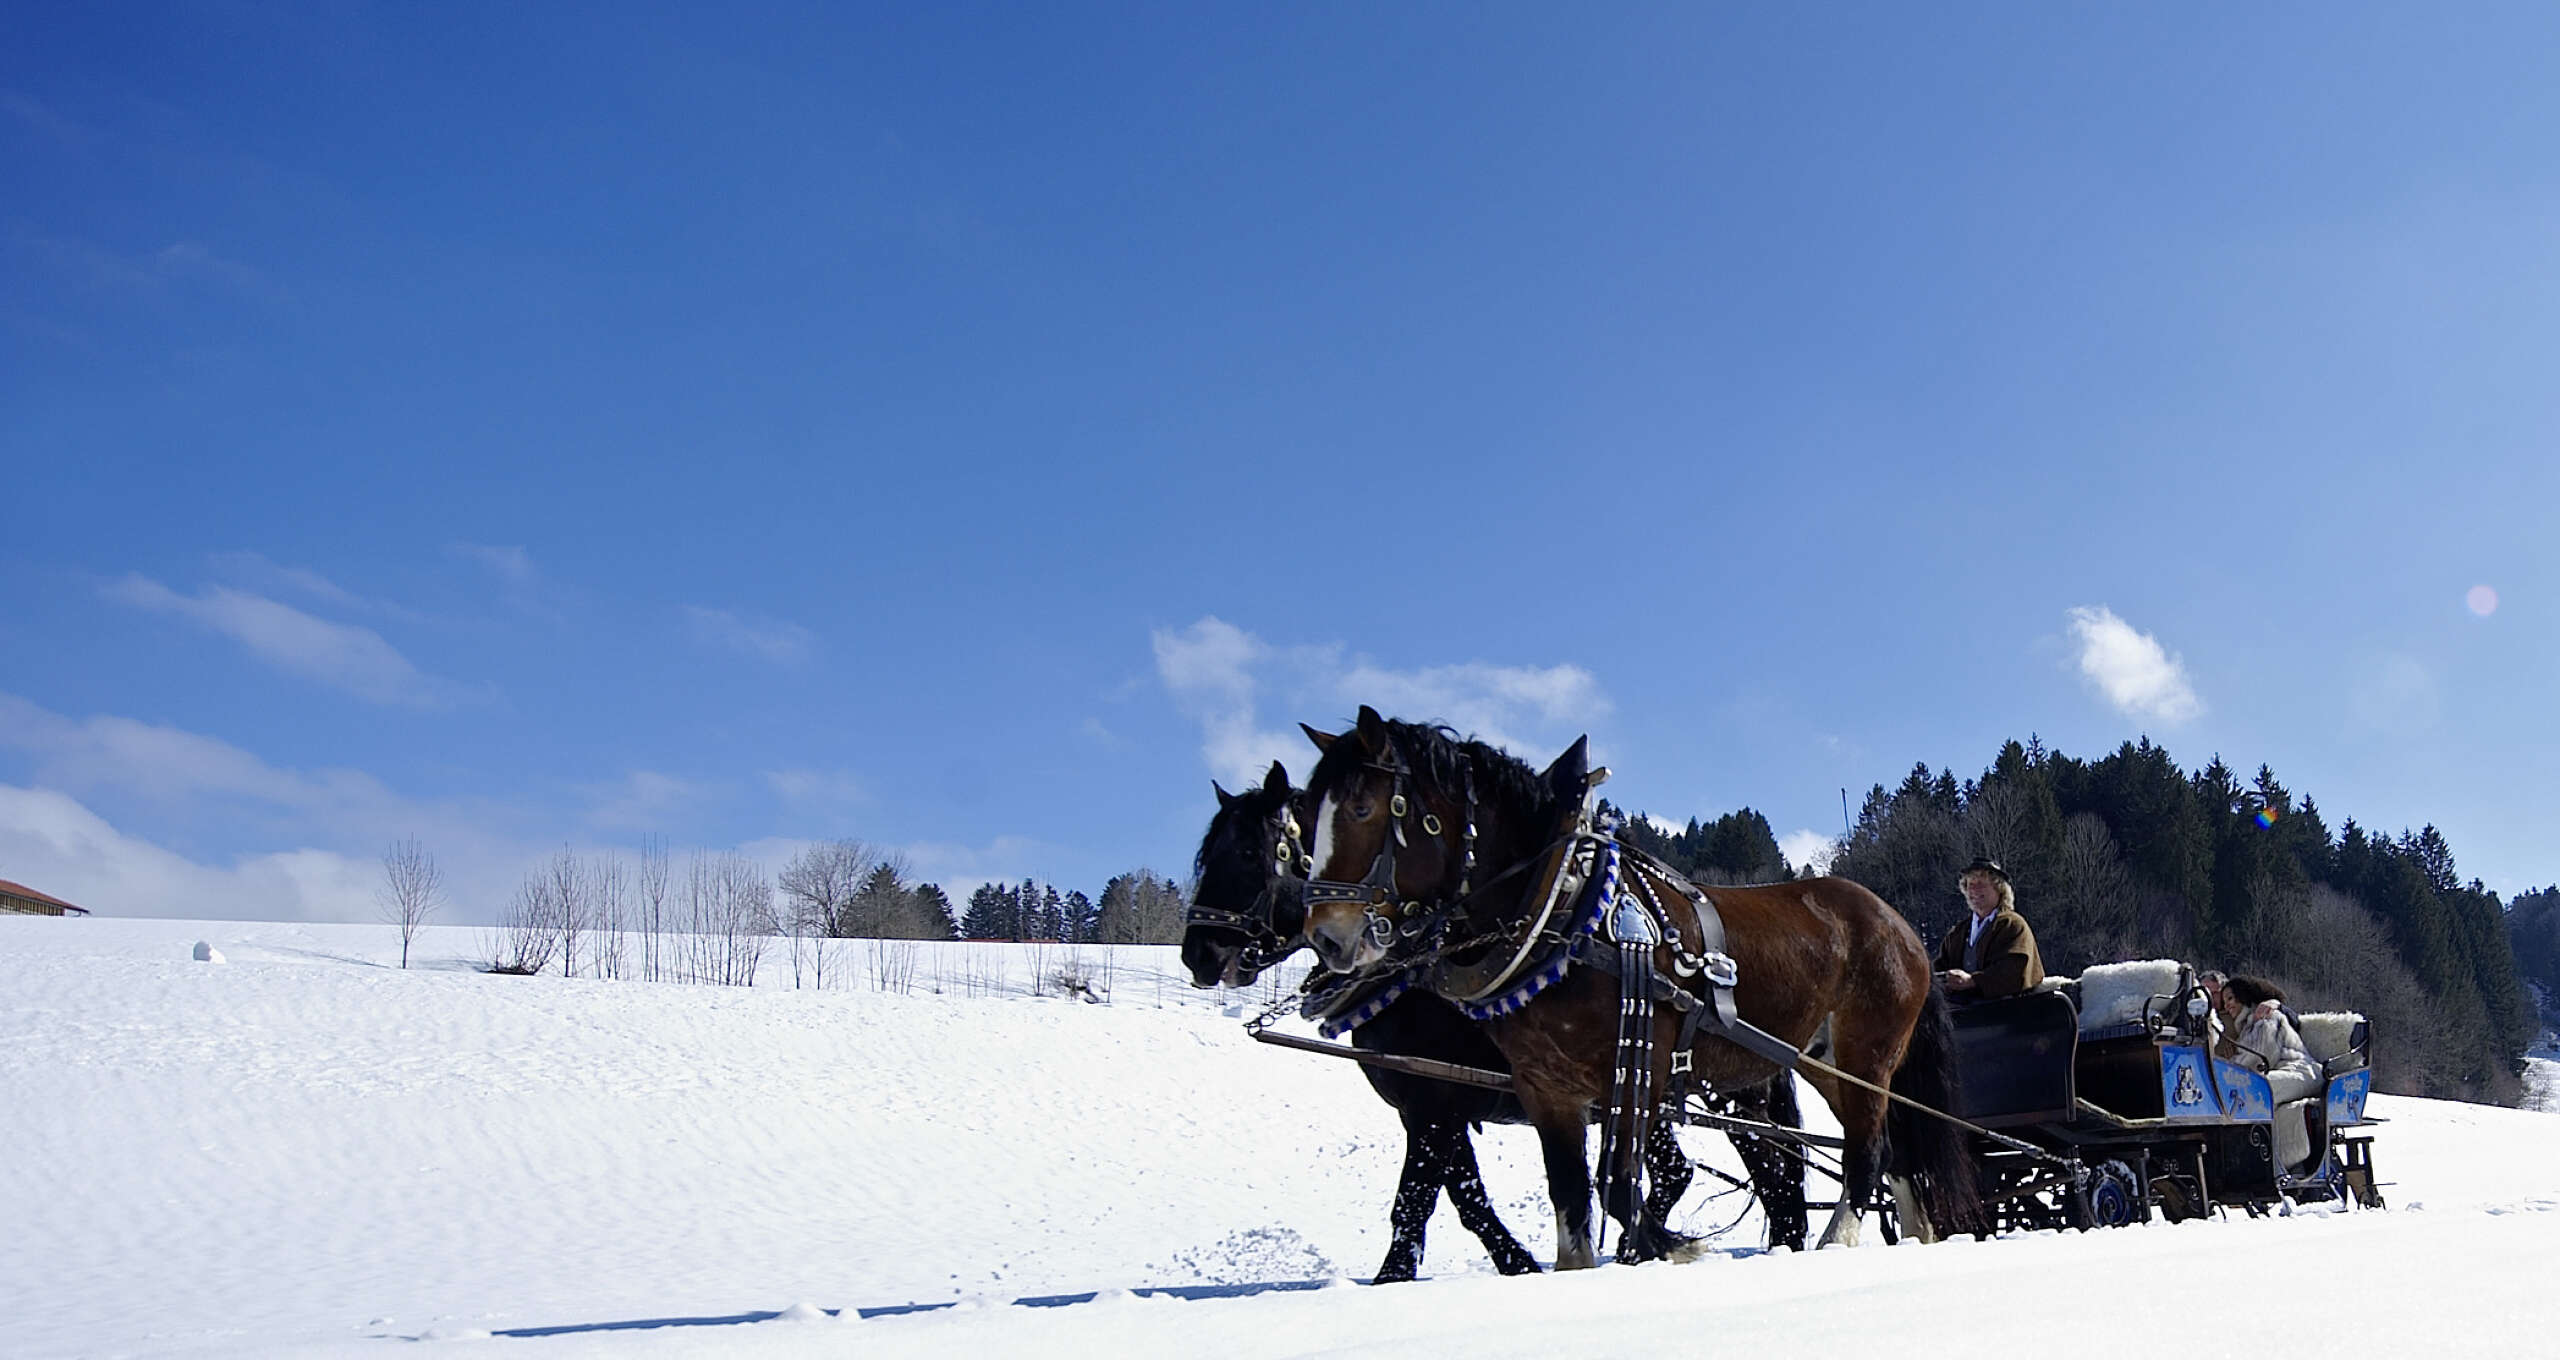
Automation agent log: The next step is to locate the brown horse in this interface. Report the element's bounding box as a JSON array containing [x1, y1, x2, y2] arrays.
[[1298, 708, 1981, 1266]]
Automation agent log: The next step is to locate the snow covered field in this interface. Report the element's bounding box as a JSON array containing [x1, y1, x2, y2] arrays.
[[7, 913, 2559, 1359]]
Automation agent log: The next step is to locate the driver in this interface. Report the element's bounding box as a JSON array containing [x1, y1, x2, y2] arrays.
[[1933, 857, 2044, 1002]]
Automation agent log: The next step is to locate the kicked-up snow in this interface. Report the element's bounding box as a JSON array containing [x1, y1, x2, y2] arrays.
[[5, 914, 2559, 1358]]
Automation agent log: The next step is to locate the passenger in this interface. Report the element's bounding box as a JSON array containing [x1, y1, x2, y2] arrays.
[[2200, 968, 2301, 1032], [1933, 857, 2044, 1002], [2208, 974, 2322, 1105]]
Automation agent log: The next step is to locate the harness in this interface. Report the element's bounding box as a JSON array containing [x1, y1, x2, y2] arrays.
[[1301, 746, 1787, 1253]]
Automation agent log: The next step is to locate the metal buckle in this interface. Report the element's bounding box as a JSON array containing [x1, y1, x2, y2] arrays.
[[1702, 952, 1739, 989], [1670, 1050, 1693, 1077]]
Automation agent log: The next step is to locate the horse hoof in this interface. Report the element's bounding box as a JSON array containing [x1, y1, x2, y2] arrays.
[[1668, 1236, 1714, 1264]]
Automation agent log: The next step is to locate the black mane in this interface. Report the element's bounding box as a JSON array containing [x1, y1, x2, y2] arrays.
[[1304, 716, 1559, 829], [1192, 777, 1291, 885]]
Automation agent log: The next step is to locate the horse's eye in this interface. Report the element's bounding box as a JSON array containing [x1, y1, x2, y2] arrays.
[[1352, 801, 1374, 820]]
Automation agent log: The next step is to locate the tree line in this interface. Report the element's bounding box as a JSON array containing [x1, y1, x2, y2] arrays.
[[435, 834, 1198, 986], [1808, 735, 2533, 1104], [955, 872, 1188, 944]]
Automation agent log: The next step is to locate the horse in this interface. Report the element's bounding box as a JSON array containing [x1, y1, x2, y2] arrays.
[[1296, 708, 1982, 1268], [1183, 761, 1808, 1281]]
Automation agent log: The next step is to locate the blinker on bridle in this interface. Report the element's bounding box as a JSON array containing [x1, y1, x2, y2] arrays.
[[1184, 798, 1310, 972], [1303, 737, 1479, 952]]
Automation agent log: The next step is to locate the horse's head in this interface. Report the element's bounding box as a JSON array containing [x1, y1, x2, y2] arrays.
[[1180, 760, 1312, 988], [1298, 705, 1593, 974]]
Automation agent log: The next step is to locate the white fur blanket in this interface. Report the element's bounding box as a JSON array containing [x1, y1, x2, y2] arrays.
[[2075, 959, 2188, 1033], [2298, 1011, 2367, 1068]]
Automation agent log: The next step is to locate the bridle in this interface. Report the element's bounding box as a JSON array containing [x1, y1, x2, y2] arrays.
[[1302, 737, 1479, 956], [1184, 795, 1312, 975]]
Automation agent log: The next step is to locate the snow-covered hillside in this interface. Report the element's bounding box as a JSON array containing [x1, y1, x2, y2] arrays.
[[6, 914, 2558, 1359]]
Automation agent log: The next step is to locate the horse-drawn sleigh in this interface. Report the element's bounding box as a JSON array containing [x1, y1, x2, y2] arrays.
[[1182, 708, 2382, 1279]]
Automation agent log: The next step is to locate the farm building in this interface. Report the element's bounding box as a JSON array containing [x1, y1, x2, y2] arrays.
[[0, 879, 88, 916]]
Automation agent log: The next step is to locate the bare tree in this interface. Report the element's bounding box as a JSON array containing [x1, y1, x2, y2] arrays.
[[377, 837, 444, 970], [591, 853, 629, 981], [680, 851, 775, 986], [779, 839, 872, 986], [636, 838, 670, 982], [487, 870, 561, 976], [547, 850, 589, 980]]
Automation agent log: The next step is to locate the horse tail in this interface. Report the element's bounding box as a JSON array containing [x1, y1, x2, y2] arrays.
[[1887, 983, 1986, 1237]]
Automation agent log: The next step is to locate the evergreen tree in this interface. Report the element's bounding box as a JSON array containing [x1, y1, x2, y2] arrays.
[[960, 882, 1014, 940], [911, 883, 959, 940]]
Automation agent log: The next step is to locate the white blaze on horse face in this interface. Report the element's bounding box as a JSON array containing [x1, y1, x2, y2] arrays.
[[1309, 790, 1342, 884]]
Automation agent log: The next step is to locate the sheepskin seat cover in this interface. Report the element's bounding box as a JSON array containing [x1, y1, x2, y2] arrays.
[[2298, 1011, 2367, 1070], [2075, 959, 2188, 1033]]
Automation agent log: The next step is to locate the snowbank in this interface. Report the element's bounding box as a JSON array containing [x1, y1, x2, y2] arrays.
[[4, 914, 2556, 1359]]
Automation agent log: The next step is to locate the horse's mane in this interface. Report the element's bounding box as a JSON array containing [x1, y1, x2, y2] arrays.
[[1192, 779, 1291, 884], [1305, 716, 1558, 828]]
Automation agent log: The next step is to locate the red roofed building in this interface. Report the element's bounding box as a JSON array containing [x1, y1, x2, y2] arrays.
[[0, 879, 88, 916]]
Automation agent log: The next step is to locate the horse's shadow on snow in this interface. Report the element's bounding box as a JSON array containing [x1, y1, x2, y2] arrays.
[[488, 1281, 1342, 1338]]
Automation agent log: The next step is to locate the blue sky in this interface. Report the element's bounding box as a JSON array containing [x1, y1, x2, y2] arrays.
[[6, 3, 2558, 921]]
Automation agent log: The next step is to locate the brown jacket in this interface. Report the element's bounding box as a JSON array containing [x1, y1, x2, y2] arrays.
[[1934, 908, 2044, 1000]]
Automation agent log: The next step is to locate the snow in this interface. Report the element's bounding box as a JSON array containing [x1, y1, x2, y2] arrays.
[[6, 913, 2560, 1358]]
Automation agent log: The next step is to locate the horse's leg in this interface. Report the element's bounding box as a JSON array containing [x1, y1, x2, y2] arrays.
[[1729, 1075, 1809, 1252], [1889, 1175, 1938, 1245], [1642, 1121, 1692, 1225], [1517, 1090, 1601, 1271], [1373, 1108, 1446, 1283], [1612, 1037, 1702, 1263], [1436, 1122, 1542, 1275], [1800, 1068, 1888, 1248]]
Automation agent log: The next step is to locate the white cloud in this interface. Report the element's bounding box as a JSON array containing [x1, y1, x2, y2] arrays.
[[1151, 616, 1613, 786], [0, 692, 387, 811], [2065, 606, 2203, 725], [0, 691, 907, 926], [206, 551, 367, 610], [764, 768, 865, 807], [580, 770, 702, 832], [0, 784, 374, 921], [1332, 660, 1607, 755], [102, 574, 449, 708], [683, 605, 815, 664], [447, 542, 568, 617], [449, 542, 535, 583], [1779, 829, 1838, 876], [1151, 618, 1302, 787]]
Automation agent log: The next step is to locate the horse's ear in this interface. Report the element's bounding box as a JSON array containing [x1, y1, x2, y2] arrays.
[[1355, 704, 1389, 754], [1262, 761, 1290, 796], [1300, 723, 1336, 753], [1541, 735, 1592, 803], [1212, 781, 1236, 811]]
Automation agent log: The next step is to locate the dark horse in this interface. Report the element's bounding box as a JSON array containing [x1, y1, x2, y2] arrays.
[[1298, 709, 1982, 1267], [1183, 761, 1807, 1281]]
